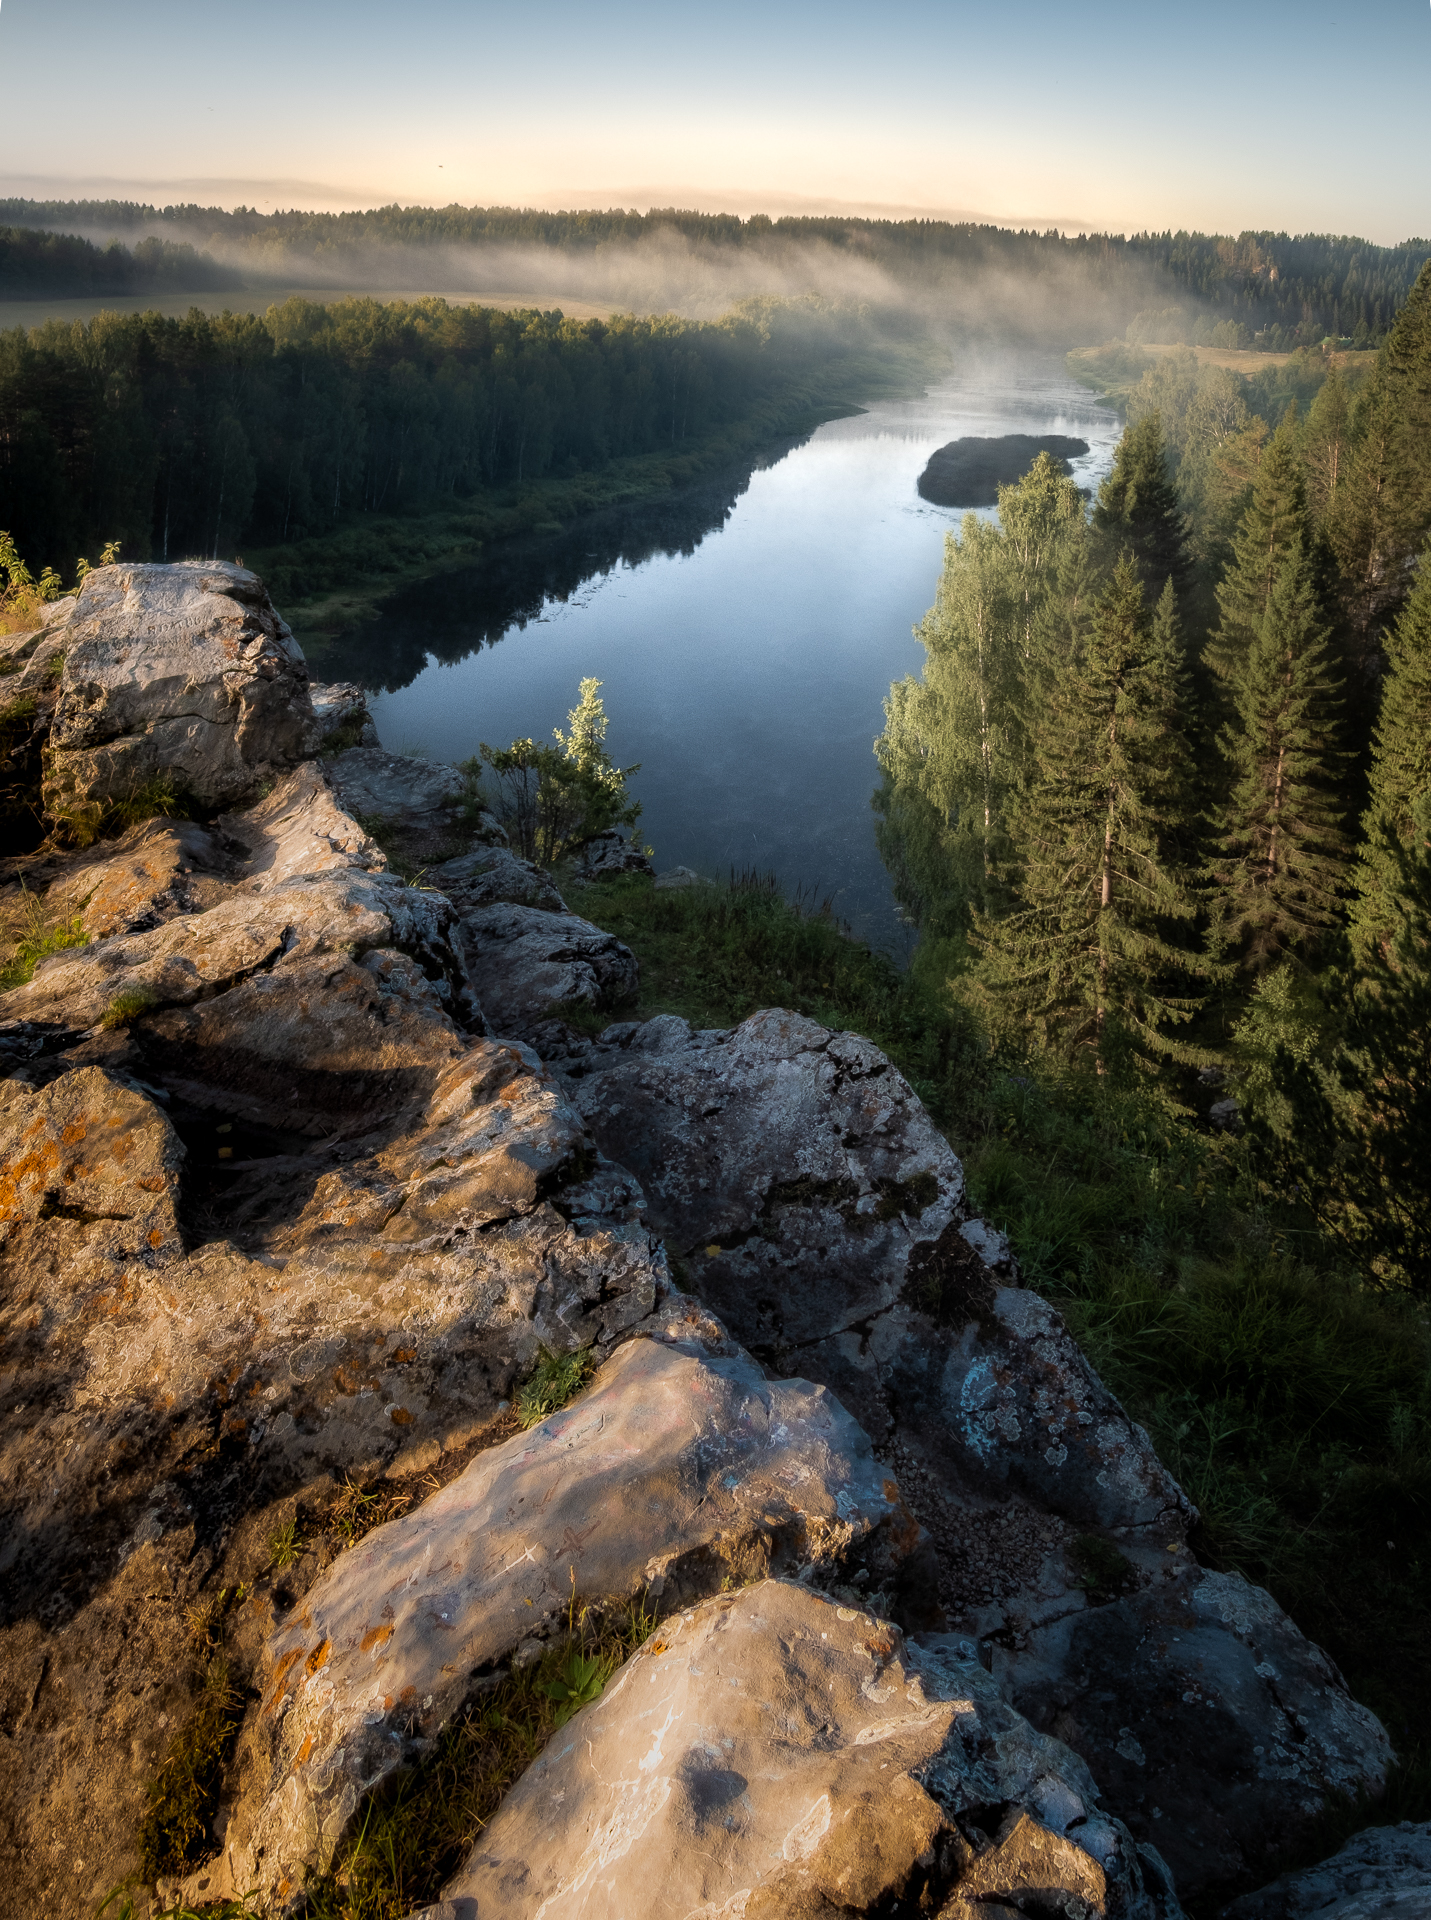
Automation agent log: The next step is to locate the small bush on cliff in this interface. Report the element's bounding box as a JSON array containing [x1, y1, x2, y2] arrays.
[[470, 677, 642, 867]]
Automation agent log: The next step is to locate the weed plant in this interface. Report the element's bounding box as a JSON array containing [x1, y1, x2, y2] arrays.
[[570, 868, 1431, 1838], [516, 1345, 595, 1428]]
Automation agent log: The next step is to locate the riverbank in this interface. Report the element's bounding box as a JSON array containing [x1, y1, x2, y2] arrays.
[[252, 331, 947, 650]]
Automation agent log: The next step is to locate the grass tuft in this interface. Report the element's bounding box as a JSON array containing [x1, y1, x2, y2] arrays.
[[100, 987, 159, 1029], [0, 883, 87, 991], [517, 1345, 595, 1429], [137, 1656, 244, 1880]]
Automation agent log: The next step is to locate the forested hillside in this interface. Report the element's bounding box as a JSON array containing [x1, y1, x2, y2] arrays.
[[0, 296, 879, 577], [3, 198, 1426, 347]]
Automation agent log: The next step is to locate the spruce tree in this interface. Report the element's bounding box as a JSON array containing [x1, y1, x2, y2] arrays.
[[1092, 412, 1192, 605], [1216, 533, 1349, 970], [1205, 409, 1310, 685], [971, 556, 1204, 1074], [1350, 556, 1431, 961]]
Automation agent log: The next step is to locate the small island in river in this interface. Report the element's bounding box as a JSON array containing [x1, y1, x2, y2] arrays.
[[916, 432, 1091, 507]]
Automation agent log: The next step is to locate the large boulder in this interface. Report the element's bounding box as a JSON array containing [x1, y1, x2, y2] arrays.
[[458, 901, 640, 1037], [308, 680, 378, 752], [433, 1578, 1181, 1920], [325, 746, 505, 862], [1226, 1822, 1431, 1920], [206, 1313, 937, 1906], [428, 842, 567, 915], [566, 1009, 968, 1351], [42, 562, 320, 828]]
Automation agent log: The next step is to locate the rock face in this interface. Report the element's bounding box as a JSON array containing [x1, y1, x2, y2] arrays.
[[558, 1010, 1392, 1902], [1226, 1822, 1431, 1920], [213, 1313, 936, 1906], [42, 562, 319, 828], [439, 1578, 1180, 1920]]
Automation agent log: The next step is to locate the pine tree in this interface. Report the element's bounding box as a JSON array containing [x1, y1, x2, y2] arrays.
[[1205, 409, 1310, 685], [970, 556, 1205, 1074], [1216, 533, 1349, 970], [1350, 556, 1431, 961], [1092, 412, 1192, 605]]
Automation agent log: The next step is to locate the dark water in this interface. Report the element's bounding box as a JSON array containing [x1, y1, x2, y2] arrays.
[[323, 353, 1121, 952]]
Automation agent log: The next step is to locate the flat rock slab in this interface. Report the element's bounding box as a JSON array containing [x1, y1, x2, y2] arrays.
[[566, 1009, 966, 1348], [223, 1316, 935, 1904], [43, 561, 319, 824], [437, 1579, 1179, 1920], [1001, 1568, 1394, 1902], [1227, 1821, 1431, 1920], [459, 902, 639, 1037], [917, 435, 1091, 507]]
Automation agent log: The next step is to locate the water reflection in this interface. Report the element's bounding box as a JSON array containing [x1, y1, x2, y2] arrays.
[[327, 436, 808, 694], [324, 357, 1120, 951]]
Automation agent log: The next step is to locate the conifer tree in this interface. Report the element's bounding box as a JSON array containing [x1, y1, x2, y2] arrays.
[[1205, 409, 1310, 685], [1302, 367, 1352, 531], [970, 556, 1204, 1073], [1350, 557, 1431, 961], [1215, 533, 1349, 970], [1092, 412, 1192, 604]]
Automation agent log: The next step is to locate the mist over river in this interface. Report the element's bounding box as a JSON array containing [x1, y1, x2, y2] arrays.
[[323, 353, 1121, 952]]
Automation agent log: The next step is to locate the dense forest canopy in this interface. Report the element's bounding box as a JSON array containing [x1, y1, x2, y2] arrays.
[[2, 199, 1427, 349], [0, 295, 877, 575]]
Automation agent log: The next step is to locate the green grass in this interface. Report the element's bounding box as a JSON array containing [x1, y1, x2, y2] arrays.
[[516, 1345, 595, 1428], [569, 868, 1431, 1853], [100, 986, 159, 1029], [0, 886, 87, 990]]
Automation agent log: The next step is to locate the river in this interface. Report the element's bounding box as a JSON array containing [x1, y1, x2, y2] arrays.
[[323, 351, 1121, 952]]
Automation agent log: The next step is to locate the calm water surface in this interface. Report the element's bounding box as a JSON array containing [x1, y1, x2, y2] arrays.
[[329, 353, 1120, 951]]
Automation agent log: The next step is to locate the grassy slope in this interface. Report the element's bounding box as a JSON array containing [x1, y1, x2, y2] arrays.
[[567, 869, 1431, 1870]]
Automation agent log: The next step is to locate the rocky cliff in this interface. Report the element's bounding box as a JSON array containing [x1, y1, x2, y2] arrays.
[[0, 565, 1399, 1920]]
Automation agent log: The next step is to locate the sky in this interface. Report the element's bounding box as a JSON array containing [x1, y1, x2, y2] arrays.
[[0, 0, 1427, 242]]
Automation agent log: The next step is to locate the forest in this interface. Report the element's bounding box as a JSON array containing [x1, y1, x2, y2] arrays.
[[0, 224, 238, 298], [2, 197, 1427, 347], [0, 295, 882, 579], [876, 257, 1431, 1293]]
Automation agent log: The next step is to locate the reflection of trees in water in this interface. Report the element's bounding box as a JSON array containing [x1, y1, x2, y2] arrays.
[[325, 437, 807, 694]]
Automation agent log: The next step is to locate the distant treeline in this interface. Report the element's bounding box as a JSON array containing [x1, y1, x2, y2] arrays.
[[2, 200, 1426, 348], [0, 295, 875, 572], [0, 225, 238, 298]]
